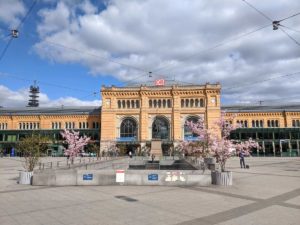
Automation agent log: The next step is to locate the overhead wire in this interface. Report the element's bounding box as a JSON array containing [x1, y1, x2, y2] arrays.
[[150, 23, 271, 75], [279, 25, 300, 34], [222, 71, 300, 91], [279, 27, 300, 46], [0, 0, 37, 62], [39, 38, 148, 73], [0, 71, 92, 93], [241, 0, 273, 21], [278, 11, 300, 22], [242, 0, 300, 48]]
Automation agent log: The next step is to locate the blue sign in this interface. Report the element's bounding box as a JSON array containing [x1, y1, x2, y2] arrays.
[[148, 174, 158, 181], [116, 137, 136, 142], [83, 174, 93, 181], [10, 148, 15, 157], [184, 136, 200, 141]]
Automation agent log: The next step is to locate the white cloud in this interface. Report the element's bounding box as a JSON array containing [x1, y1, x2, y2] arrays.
[[0, 85, 101, 107], [0, 0, 26, 28], [32, 0, 300, 104]]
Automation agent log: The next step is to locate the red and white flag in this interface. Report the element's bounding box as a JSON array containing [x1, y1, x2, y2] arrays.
[[155, 79, 165, 86]]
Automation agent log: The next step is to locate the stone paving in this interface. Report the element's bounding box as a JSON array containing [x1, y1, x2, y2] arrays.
[[0, 157, 299, 225]]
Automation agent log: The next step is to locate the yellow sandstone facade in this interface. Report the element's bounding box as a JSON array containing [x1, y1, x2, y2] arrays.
[[0, 83, 300, 156], [100, 83, 221, 149]]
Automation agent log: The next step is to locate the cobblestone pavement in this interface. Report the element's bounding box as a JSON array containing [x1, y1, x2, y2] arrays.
[[0, 157, 299, 225]]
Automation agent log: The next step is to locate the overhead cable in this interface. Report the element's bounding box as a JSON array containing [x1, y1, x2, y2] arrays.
[[0, 0, 37, 62]]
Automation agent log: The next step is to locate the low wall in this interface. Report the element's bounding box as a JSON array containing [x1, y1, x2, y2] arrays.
[[32, 169, 211, 186]]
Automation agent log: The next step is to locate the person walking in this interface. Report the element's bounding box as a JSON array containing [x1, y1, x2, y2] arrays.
[[239, 150, 246, 168], [129, 151, 132, 158]]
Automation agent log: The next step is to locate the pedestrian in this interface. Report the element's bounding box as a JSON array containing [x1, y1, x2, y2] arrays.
[[239, 150, 246, 168], [129, 151, 132, 158], [151, 154, 155, 163]]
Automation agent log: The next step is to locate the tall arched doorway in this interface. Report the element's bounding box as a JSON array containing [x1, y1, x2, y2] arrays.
[[152, 116, 170, 140], [119, 118, 138, 155]]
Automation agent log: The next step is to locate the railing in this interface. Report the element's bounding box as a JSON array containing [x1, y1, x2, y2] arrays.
[[37, 156, 123, 170]]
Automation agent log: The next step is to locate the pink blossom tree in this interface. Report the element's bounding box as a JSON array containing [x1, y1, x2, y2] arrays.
[[235, 138, 260, 156], [180, 117, 214, 157], [60, 129, 91, 164], [183, 112, 260, 172]]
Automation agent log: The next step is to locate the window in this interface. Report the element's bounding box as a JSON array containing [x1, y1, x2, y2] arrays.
[[120, 118, 137, 138], [167, 99, 171, 108], [200, 99, 204, 107], [152, 117, 169, 140], [184, 116, 199, 139]]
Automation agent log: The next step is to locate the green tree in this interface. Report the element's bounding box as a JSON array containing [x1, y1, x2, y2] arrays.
[[17, 134, 50, 172]]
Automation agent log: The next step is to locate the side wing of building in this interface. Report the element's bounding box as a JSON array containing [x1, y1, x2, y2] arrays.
[[223, 105, 300, 157]]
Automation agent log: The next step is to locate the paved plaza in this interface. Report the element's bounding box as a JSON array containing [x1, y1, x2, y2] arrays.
[[0, 157, 299, 225]]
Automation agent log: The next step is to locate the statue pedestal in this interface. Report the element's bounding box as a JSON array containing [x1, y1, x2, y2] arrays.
[[150, 140, 162, 158]]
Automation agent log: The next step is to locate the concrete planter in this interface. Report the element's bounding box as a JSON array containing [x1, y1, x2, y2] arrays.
[[211, 171, 232, 186], [19, 171, 33, 185]]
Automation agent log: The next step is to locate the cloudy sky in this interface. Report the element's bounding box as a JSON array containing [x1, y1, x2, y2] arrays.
[[0, 0, 299, 107]]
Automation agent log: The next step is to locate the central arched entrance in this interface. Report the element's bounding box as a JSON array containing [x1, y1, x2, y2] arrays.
[[119, 117, 138, 155], [152, 116, 170, 140]]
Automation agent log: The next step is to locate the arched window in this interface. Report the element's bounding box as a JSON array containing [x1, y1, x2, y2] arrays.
[[154, 99, 157, 108], [149, 100, 152, 108], [292, 120, 296, 127], [185, 99, 189, 107], [122, 100, 125, 108], [275, 120, 279, 127], [131, 100, 135, 108], [136, 100, 140, 108], [200, 99, 204, 107], [256, 120, 259, 127], [158, 99, 162, 108], [127, 100, 130, 108], [184, 116, 199, 140], [190, 99, 194, 107], [267, 120, 270, 127], [271, 120, 275, 127], [120, 118, 137, 138], [181, 99, 184, 107], [260, 120, 263, 127], [296, 120, 300, 127], [163, 99, 166, 108], [118, 100, 121, 109], [152, 117, 170, 140], [167, 99, 171, 108], [252, 120, 255, 127]]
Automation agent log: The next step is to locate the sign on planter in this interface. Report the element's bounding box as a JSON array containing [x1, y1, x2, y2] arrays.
[[148, 174, 158, 181], [116, 170, 125, 182], [83, 174, 93, 181]]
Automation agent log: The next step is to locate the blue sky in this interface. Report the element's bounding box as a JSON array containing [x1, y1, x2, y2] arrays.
[[0, 0, 300, 107]]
